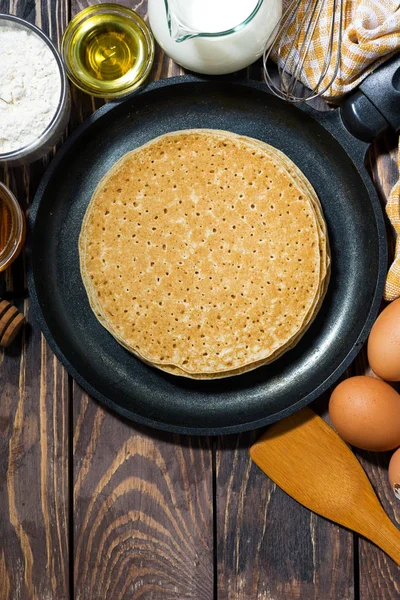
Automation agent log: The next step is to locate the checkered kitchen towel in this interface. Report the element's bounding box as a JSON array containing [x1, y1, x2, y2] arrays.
[[385, 150, 400, 301], [273, 0, 400, 300]]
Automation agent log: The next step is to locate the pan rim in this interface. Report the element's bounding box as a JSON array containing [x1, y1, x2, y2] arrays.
[[27, 76, 387, 435]]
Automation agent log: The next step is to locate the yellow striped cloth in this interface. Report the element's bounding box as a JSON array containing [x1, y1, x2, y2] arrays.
[[385, 149, 400, 301], [272, 0, 400, 300]]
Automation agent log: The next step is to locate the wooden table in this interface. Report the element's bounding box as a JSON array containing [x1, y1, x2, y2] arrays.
[[1, 1, 400, 598]]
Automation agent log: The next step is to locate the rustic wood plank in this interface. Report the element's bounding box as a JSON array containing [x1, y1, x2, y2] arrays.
[[70, 2, 213, 599], [353, 351, 400, 600], [0, 300, 70, 600], [354, 131, 400, 600], [72, 386, 214, 600], [217, 403, 355, 600], [0, 1, 70, 598]]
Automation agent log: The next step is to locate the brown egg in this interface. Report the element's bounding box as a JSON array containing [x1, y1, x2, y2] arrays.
[[329, 376, 400, 451], [368, 298, 400, 381]]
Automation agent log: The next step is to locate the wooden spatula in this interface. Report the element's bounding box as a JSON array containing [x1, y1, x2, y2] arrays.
[[250, 407, 400, 565]]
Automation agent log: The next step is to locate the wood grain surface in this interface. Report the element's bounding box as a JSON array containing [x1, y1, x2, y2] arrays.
[[216, 404, 355, 600], [0, 2, 70, 599], [72, 385, 213, 600], [356, 134, 400, 600], [1, 0, 400, 598], [0, 303, 69, 600]]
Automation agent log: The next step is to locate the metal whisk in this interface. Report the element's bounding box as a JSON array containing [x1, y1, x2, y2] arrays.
[[263, 0, 344, 103]]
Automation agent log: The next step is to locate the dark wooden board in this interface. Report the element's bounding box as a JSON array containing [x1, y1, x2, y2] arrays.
[[72, 385, 213, 600], [356, 132, 400, 600], [0, 302, 69, 600], [216, 402, 355, 600], [0, 1, 70, 599]]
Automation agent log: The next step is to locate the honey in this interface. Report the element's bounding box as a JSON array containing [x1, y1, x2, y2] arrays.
[[0, 183, 25, 272], [0, 198, 11, 254], [62, 5, 154, 98]]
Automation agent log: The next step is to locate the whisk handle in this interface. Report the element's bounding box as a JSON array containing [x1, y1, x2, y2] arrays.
[[340, 52, 400, 143]]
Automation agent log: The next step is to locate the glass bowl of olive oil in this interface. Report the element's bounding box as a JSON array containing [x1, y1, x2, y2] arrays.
[[61, 4, 155, 98]]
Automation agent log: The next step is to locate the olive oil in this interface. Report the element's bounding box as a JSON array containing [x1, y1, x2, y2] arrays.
[[62, 5, 154, 98]]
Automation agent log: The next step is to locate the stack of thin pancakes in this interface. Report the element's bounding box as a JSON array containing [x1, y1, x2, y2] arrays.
[[79, 129, 330, 379]]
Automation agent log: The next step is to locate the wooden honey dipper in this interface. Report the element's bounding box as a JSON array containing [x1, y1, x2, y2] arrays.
[[0, 299, 25, 347]]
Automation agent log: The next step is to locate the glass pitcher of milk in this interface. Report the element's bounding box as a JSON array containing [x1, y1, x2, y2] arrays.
[[148, 0, 282, 75]]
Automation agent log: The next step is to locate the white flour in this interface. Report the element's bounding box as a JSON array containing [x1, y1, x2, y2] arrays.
[[0, 24, 61, 154]]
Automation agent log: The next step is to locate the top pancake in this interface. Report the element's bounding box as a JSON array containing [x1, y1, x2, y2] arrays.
[[79, 129, 329, 376]]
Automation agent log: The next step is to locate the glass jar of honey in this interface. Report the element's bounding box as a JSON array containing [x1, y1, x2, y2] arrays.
[[0, 182, 25, 272]]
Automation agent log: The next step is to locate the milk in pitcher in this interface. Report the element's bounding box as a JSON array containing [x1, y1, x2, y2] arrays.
[[148, 0, 282, 75]]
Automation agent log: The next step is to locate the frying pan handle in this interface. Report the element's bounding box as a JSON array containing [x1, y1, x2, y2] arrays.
[[340, 52, 400, 142]]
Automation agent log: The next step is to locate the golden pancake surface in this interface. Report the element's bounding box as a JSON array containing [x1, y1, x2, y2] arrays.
[[80, 130, 330, 378]]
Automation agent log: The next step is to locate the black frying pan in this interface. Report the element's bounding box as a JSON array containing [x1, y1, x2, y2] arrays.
[[28, 58, 399, 435]]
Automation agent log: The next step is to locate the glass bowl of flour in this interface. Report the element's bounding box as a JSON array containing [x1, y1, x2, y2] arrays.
[[0, 15, 70, 165]]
